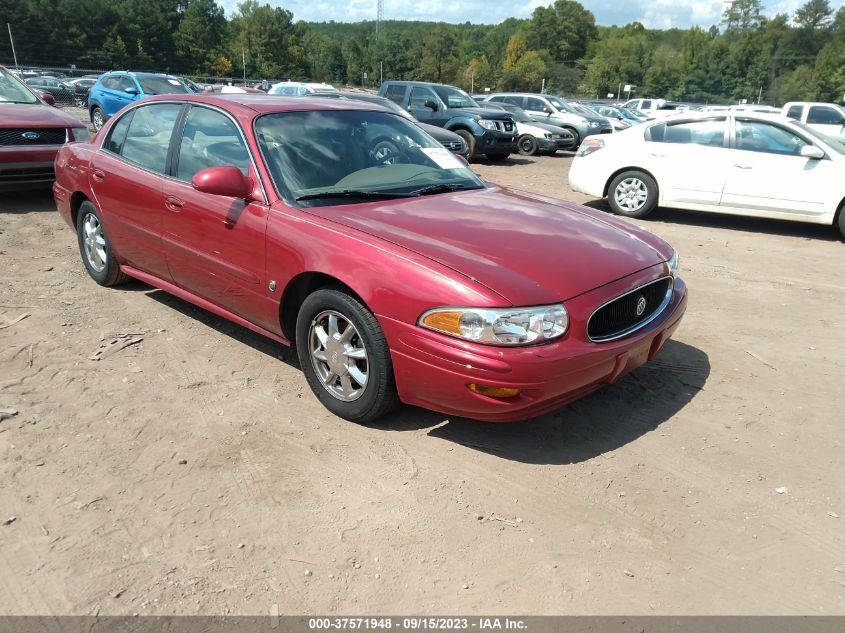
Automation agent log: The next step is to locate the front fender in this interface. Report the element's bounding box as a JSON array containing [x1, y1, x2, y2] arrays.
[[444, 117, 482, 135]]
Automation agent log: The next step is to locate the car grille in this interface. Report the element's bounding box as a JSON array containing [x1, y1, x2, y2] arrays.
[[442, 140, 463, 152], [587, 277, 673, 342], [0, 128, 67, 146]]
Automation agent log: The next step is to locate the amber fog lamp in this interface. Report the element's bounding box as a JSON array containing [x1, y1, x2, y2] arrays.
[[469, 384, 521, 399]]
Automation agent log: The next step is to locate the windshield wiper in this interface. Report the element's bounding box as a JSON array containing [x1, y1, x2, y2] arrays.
[[411, 183, 479, 196], [296, 189, 420, 202]]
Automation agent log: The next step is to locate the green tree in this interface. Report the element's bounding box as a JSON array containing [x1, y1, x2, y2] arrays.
[[419, 23, 459, 83], [526, 0, 597, 63], [794, 0, 833, 29], [174, 0, 228, 75], [462, 56, 495, 93], [723, 0, 765, 31]]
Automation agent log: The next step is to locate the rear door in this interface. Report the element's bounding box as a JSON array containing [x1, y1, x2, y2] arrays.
[[102, 75, 138, 118], [643, 117, 730, 206], [89, 102, 184, 279], [721, 117, 836, 217], [161, 104, 274, 329]]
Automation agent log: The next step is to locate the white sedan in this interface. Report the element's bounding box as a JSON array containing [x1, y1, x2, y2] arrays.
[[568, 112, 845, 238]]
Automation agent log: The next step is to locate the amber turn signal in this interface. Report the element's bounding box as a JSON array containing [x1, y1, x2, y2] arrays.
[[469, 384, 521, 399], [420, 310, 463, 335]]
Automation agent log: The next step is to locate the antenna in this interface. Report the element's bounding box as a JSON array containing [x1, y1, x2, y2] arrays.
[[377, 0, 384, 37]]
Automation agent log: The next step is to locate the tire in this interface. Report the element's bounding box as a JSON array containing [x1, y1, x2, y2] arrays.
[[565, 127, 580, 149], [296, 288, 399, 423], [453, 129, 476, 159], [607, 170, 658, 219], [76, 201, 130, 286], [485, 153, 510, 162], [90, 106, 105, 131], [371, 139, 403, 165], [517, 135, 538, 156], [73, 96, 85, 108], [837, 205, 845, 240]]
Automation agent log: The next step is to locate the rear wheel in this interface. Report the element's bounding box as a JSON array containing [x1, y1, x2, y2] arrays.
[[91, 107, 105, 131], [837, 204, 845, 240], [453, 129, 476, 160], [517, 135, 538, 156], [76, 201, 130, 286], [296, 288, 399, 423], [607, 170, 658, 219]]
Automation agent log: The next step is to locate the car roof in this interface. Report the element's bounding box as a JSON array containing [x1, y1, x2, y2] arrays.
[[141, 93, 393, 115]]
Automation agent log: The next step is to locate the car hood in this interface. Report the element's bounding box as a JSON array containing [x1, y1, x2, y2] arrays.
[[302, 187, 669, 305], [417, 121, 460, 141], [531, 122, 573, 136], [454, 107, 513, 120], [0, 103, 83, 127]]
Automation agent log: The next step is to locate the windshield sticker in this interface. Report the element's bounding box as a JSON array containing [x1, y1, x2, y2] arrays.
[[167, 79, 181, 85], [421, 147, 464, 170]]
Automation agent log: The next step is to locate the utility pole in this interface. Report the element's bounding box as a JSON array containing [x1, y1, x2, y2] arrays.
[[242, 48, 246, 86], [541, 78, 546, 94], [7, 23, 19, 71], [471, 73, 474, 94]]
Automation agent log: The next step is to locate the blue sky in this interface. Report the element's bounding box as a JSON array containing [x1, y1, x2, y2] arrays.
[[221, 0, 845, 29]]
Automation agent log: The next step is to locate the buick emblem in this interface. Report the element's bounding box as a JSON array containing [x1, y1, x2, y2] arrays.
[[635, 295, 647, 317], [22, 131, 41, 140]]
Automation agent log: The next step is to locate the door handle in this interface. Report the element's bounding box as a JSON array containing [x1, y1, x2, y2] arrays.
[[92, 169, 105, 182], [648, 152, 666, 158], [165, 196, 185, 212], [733, 164, 753, 170]]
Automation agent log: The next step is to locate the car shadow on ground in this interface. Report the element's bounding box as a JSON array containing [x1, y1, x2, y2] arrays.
[[139, 282, 708, 466], [382, 339, 710, 465], [1, 189, 56, 213], [473, 156, 534, 166], [582, 199, 842, 242]]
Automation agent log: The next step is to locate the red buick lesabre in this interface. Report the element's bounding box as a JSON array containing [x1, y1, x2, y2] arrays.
[[52, 94, 687, 423]]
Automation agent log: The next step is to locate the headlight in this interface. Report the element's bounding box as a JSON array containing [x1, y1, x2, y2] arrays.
[[667, 250, 680, 276], [419, 304, 568, 346], [588, 121, 600, 128], [70, 127, 90, 142], [478, 119, 499, 131], [544, 133, 552, 139]]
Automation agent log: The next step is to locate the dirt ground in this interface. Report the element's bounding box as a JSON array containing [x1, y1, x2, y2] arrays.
[[1, 151, 843, 616]]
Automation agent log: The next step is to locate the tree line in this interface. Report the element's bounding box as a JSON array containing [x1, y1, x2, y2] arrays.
[[1, 0, 843, 104]]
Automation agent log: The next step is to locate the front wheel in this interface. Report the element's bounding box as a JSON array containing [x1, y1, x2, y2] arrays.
[[837, 206, 845, 240], [296, 288, 399, 423], [90, 107, 105, 131], [565, 127, 580, 149], [607, 170, 658, 219], [453, 130, 476, 160], [517, 135, 538, 156]]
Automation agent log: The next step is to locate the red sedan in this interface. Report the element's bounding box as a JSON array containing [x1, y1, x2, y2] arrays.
[[52, 94, 687, 423], [1, 65, 89, 189]]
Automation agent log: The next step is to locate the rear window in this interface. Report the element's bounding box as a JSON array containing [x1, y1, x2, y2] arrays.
[[786, 105, 803, 120], [807, 106, 845, 125], [645, 119, 726, 146]]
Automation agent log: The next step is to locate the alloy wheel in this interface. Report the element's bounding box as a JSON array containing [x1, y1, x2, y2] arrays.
[[81, 212, 107, 273], [308, 310, 369, 402]]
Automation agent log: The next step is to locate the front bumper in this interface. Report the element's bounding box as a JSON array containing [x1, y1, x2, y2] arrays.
[[381, 270, 687, 422], [478, 130, 517, 155], [0, 146, 60, 190]]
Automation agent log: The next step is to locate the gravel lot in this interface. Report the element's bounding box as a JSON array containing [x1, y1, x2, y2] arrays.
[[0, 150, 843, 615]]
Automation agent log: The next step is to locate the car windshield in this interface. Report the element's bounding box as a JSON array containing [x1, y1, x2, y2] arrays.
[[432, 85, 478, 109], [343, 94, 416, 122], [549, 96, 579, 114], [136, 75, 191, 95], [793, 121, 845, 156], [255, 110, 485, 207], [0, 67, 38, 104]]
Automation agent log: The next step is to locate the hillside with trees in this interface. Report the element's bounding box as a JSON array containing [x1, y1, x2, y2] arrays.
[[1, 0, 843, 104]]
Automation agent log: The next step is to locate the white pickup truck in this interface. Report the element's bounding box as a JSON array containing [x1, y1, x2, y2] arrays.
[[782, 102, 845, 141]]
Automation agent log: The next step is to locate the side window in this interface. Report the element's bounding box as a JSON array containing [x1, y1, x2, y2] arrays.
[[641, 100, 652, 110], [786, 105, 802, 120], [100, 76, 117, 90], [525, 97, 549, 112], [504, 96, 524, 107], [807, 106, 845, 125], [735, 120, 809, 156], [409, 87, 435, 108], [104, 110, 134, 155], [647, 119, 726, 146], [116, 77, 136, 93], [120, 103, 182, 173], [383, 84, 407, 105], [176, 106, 250, 182]]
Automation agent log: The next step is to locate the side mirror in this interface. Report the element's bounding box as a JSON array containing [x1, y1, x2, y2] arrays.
[[124, 87, 139, 95], [192, 166, 254, 198], [423, 99, 438, 111], [800, 145, 825, 160], [36, 90, 55, 106]]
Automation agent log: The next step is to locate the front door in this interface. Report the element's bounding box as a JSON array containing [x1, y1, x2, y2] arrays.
[[89, 102, 183, 279], [161, 104, 273, 329], [721, 118, 836, 217]]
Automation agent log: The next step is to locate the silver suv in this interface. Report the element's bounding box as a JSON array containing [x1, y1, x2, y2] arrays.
[[478, 93, 613, 147]]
